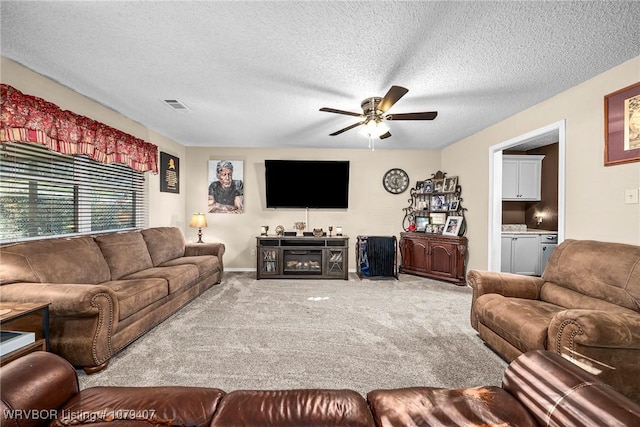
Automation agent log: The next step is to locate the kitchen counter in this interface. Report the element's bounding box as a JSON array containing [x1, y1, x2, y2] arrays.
[[502, 229, 557, 235], [501, 224, 557, 235]]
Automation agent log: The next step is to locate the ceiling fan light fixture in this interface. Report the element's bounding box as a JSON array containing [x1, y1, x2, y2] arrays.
[[359, 119, 389, 138]]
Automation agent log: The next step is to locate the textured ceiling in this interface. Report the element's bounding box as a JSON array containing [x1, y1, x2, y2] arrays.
[[1, 1, 639, 150]]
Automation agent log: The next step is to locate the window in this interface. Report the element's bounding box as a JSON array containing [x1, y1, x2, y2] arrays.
[[0, 143, 148, 242]]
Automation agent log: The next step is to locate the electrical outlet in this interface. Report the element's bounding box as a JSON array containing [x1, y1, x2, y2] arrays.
[[624, 189, 639, 204], [250, 248, 256, 256]]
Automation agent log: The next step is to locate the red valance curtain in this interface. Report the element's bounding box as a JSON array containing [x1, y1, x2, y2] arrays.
[[0, 84, 158, 173]]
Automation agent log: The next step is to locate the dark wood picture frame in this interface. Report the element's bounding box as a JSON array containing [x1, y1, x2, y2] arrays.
[[604, 81, 640, 166], [160, 151, 179, 193]]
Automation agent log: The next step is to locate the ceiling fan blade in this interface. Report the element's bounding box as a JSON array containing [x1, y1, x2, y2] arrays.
[[329, 121, 365, 136], [319, 107, 363, 117], [379, 131, 392, 140], [386, 111, 438, 121], [377, 86, 409, 114]]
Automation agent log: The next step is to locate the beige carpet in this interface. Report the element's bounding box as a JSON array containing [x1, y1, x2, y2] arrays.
[[78, 272, 507, 393]]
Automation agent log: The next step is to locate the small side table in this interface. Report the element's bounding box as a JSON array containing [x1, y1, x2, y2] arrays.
[[0, 302, 51, 366]]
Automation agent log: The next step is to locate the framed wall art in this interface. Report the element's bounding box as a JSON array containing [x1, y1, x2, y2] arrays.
[[604, 81, 640, 166], [208, 160, 244, 213], [160, 152, 179, 193]]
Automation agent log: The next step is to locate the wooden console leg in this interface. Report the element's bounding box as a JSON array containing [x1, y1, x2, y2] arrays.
[[83, 359, 109, 374]]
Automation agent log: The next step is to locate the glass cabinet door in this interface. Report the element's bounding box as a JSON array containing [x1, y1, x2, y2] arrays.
[[325, 249, 345, 277], [260, 248, 279, 275]]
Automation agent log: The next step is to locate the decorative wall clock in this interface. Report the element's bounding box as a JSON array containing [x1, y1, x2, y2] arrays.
[[383, 168, 409, 194]]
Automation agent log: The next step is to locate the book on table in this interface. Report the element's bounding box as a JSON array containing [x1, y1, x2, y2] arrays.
[[0, 330, 36, 356]]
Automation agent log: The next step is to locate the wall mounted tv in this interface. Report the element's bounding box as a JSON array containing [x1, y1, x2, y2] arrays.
[[265, 160, 350, 209]]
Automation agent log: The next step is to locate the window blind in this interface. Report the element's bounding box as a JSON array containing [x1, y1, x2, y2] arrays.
[[0, 142, 148, 242]]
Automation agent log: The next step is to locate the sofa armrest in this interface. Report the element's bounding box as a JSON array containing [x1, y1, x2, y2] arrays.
[[503, 350, 640, 426], [0, 352, 79, 427], [185, 242, 225, 258], [467, 270, 544, 299], [1, 282, 119, 366], [0, 282, 118, 317], [185, 242, 225, 271], [467, 270, 544, 329], [550, 309, 640, 351]]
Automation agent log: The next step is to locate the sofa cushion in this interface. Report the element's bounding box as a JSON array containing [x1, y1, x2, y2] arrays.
[[52, 386, 225, 427], [141, 227, 185, 266], [123, 265, 198, 294], [0, 236, 110, 285], [475, 293, 564, 353], [543, 239, 640, 313], [95, 232, 154, 280], [210, 389, 375, 427], [367, 386, 537, 427], [160, 255, 220, 277], [102, 278, 168, 320]]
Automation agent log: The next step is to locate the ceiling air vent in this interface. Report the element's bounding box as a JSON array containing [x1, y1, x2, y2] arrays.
[[163, 99, 190, 112]]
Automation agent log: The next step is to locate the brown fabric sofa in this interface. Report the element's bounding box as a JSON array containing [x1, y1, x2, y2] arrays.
[[0, 227, 224, 373], [2, 350, 639, 427], [468, 239, 640, 402]]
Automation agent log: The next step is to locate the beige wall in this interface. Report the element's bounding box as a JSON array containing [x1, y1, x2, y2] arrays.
[[186, 147, 440, 270], [442, 55, 640, 271], [1, 57, 187, 230], [4, 55, 639, 273]]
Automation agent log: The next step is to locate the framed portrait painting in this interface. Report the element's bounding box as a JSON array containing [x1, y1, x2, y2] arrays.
[[208, 160, 244, 213], [605, 81, 640, 166]]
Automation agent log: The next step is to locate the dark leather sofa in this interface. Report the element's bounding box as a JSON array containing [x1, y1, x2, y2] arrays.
[[2, 350, 639, 427]]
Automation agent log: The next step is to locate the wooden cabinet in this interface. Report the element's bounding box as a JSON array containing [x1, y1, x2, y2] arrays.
[[502, 155, 545, 201], [399, 232, 467, 285], [256, 236, 349, 280]]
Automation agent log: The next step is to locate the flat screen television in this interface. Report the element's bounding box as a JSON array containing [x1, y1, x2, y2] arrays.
[[265, 160, 350, 209]]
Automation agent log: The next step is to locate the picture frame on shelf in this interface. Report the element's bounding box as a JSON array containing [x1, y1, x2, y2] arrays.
[[443, 215, 464, 236], [415, 181, 425, 193], [426, 224, 444, 234], [604, 81, 640, 166], [415, 216, 429, 232], [433, 179, 444, 193], [449, 200, 460, 211], [443, 176, 458, 193], [423, 179, 433, 193], [430, 194, 446, 211], [430, 212, 447, 225]]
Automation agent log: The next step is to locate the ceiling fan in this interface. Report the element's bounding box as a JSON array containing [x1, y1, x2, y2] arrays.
[[319, 85, 437, 140]]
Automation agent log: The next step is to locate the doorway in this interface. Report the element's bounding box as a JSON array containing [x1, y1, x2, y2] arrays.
[[487, 120, 566, 271]]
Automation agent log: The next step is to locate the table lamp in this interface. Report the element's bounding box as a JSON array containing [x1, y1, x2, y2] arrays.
[[189, 213, 208, 243]]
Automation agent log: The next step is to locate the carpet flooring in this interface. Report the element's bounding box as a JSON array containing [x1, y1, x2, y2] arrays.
[[78, 272, 507, 393]]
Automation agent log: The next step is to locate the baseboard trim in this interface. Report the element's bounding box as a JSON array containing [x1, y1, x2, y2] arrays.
[[225, 268, 360, 273]]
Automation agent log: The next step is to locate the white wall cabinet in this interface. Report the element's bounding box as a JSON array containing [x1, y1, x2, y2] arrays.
[[502, 155, 545, 201], [501, 234, 540, 276]]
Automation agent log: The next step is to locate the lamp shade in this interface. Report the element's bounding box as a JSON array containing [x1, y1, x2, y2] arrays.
[[189, 213, 208, 228]]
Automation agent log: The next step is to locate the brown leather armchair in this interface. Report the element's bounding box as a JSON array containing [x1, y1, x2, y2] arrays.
[[468, 239, 640, 402]]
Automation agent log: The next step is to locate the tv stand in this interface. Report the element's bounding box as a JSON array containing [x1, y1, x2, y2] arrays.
[[256, 236, 349, 280]]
